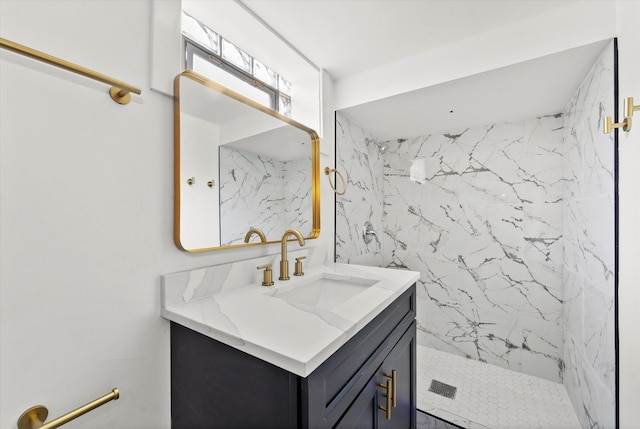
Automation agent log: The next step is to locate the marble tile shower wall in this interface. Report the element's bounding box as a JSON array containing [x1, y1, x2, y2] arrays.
[[219, 146, 311, 245], [335, 112, 566, 382], [383, 117, 565, 383], [335, 113, 385, 266], [561, 42, 615, 429]]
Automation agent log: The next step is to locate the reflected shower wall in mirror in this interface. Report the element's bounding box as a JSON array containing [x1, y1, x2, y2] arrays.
[[219, 140, 311, 246], [174, 71, 319, 252]]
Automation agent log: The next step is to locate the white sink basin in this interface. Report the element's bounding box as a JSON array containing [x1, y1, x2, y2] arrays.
[[275, 273, 379, 311]]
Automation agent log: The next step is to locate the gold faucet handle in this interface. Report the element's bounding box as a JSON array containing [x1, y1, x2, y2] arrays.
[[257, 264, 274, 286], [294, 256, 306, 276]]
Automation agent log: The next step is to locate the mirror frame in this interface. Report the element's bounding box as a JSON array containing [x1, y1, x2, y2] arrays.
[[173, 70, 320, 252]]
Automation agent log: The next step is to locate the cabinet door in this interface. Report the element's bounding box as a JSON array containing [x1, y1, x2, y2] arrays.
[[334, 376, 380, 429], [378, 321, 416, 429]]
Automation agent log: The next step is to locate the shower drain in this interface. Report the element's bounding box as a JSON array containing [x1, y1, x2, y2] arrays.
[[428, 379, 457, 399]]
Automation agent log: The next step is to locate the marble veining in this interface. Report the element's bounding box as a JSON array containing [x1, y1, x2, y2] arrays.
[[219, 146, 311, 245], [162, 249, 419, 377], [335, 113, 385, 267], [337, 113, 566, 383], [561, 41, 615, 429]]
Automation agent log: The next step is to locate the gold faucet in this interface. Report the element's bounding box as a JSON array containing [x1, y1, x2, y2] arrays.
[[279, 229, 305, 280], [244, 227, 266, 243]]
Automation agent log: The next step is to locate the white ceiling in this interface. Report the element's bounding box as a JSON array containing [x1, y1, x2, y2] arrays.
[[241, 0, 581, 80], [341, 39, 609, 139], [238, 1, 610, 139]]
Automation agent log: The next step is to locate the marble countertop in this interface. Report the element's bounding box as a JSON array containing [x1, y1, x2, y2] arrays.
[[161, 258, 419, 377]]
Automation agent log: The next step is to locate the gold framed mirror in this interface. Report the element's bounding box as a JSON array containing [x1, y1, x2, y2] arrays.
[[174, 70, 320, 252]]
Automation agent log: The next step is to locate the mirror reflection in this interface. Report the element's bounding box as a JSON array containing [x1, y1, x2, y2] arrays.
[[174, 71, 319, 252]]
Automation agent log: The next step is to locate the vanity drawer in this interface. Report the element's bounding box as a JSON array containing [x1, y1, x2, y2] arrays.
[[302, 284, 416, 426]]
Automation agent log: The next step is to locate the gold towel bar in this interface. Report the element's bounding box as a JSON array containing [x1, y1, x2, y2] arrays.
[[17, 388, 119, 429], [0, 37, 141, 105]]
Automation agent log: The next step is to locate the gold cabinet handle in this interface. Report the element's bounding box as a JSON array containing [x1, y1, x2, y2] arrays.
[[384, 370, 397, 407], [324, 167, 347, 195], [378, 379, 392, 420]]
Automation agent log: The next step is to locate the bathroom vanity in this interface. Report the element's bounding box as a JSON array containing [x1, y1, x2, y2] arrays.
[[162, 257, 419, 428]]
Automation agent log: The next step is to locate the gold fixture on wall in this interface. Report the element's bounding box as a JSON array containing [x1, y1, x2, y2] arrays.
[[0, 38, 141, 105], [625, 97, 640, 117], [17, 388, 119, 429], [324, 167, 347, 195], [604, 116, 631, 134], [604, 96, 638, 134]]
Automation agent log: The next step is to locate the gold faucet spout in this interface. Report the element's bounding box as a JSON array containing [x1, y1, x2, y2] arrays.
[[244, 227, 266, 243], [280, 229, 305, 280]]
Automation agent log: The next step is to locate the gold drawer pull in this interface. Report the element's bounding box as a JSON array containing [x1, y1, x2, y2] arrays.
[[378, 379, 392, 420]]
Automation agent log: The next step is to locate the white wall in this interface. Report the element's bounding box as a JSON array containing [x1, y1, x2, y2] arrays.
[[615, 1, 640, 426], [334, 1, 617, 111], [0, 1, 334, 428]]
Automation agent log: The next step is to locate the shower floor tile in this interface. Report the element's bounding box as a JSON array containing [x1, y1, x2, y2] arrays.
[[417, 346, 580, 429]]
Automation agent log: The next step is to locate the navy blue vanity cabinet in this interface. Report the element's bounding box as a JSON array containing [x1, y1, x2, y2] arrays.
[[334, 320, 416, 429], [170, 284, 416, 429]]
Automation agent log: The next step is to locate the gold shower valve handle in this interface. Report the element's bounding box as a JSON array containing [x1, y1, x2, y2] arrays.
[[294, 256, 306, 276], [186, 177, 195, 186], [256, 263, 274, 286], [207, 180, 215, 188]]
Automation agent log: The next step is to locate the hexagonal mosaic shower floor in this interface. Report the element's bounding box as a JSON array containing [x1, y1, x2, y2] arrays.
[[417, 346, 580, 429]]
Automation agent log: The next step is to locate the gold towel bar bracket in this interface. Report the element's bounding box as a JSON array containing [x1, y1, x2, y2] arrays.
[[17, 388, 119, 429], [0, 37, 141, 105], [324, 167, 347, 195]]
